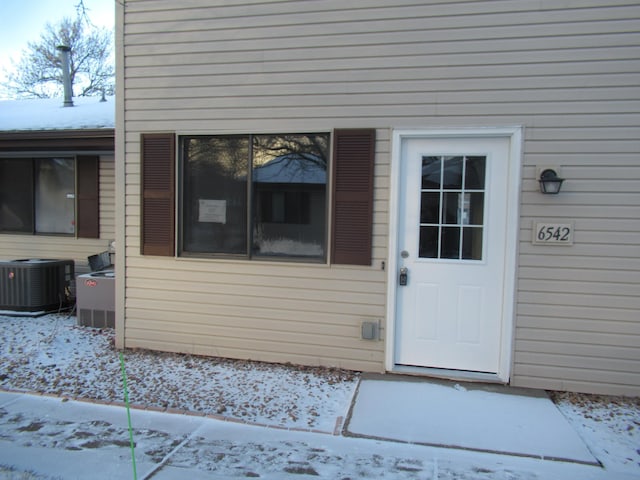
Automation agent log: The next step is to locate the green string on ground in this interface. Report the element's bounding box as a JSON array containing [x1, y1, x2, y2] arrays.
[[120, 352, 138, 480]]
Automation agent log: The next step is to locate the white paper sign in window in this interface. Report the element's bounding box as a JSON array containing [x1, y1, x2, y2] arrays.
[[199, 199, 227, 224]]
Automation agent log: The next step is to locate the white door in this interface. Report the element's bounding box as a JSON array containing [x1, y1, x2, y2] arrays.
[[394, 135, 511, 374]]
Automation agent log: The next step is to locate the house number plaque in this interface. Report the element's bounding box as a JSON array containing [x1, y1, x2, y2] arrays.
[[532, 221, 574, 245]]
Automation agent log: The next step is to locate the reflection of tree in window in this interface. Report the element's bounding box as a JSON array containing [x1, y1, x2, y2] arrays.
[[252, 134, 328, 172], [252, 134, 328, 258], [180, 133, 329, 260], [182, 136, 249, 254]]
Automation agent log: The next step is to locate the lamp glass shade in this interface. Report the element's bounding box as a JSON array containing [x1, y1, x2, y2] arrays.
[[539, 169, 564, 194]]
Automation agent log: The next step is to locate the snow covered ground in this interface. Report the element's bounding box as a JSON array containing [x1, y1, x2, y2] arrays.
[[0, 314, 356, 433], [551, 390, 640, 475], [0, 313, 638, 479]]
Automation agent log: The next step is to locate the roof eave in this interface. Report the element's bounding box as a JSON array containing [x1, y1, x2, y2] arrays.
[[0, 128, 115, 153]]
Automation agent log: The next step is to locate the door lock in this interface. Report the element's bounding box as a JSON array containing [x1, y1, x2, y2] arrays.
[[399, 267, 408, 286]]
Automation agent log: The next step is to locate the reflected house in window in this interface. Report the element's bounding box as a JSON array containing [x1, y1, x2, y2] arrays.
[[253, 153, 326, 258]]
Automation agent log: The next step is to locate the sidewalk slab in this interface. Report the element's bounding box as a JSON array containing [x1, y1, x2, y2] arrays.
[[344, 376, 598, 465]]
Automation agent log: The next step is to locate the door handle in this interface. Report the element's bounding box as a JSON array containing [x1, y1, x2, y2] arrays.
[[399, 267, 408, 286]]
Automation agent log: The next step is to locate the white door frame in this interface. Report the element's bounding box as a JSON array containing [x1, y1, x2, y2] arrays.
[[385, 127, 522, 383]]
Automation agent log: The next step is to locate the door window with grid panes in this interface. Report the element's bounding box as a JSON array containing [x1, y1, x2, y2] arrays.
[[419, 155, 486, 260]]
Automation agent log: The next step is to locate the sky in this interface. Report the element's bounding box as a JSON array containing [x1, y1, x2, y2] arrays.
[[0, 0, 115, 93]]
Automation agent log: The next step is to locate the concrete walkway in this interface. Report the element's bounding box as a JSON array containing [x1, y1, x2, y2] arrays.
[[0, 389, 637, 479], [344, 376, 597, 464]]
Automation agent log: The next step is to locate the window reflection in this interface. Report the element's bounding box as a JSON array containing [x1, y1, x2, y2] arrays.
[[180, 133, 329, 260], [252, 134, 328, 258], [182, 136, 249, 254]]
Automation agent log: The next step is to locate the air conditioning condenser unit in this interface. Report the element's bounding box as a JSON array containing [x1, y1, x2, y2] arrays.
[[0, 259, 75, 313], [76, 269, 115, 328]]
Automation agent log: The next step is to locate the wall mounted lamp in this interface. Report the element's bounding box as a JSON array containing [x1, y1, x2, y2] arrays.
[[539, 168, 564, 194]]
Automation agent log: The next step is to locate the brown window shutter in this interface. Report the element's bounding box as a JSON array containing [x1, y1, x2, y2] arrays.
[[331, 129, 375, 266], [141, 133, 175, 256], [76, 155, 99, 239]]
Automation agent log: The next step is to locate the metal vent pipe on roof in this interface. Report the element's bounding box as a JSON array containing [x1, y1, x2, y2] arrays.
[[56, 45, 73, 107]]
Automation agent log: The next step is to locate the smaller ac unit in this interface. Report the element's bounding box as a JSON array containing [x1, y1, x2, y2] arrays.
[[0, 259, 75, 313], [76, 270, 115, 328]]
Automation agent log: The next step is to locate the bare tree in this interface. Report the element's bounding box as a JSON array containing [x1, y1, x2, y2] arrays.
[[2, 15, 114, 99], [253, 134, 329, 170]]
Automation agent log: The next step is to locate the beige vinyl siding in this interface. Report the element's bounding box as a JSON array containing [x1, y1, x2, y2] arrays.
[[0, 237, 105, 273], [121, 0, 640, 393], [0, 155, 116, 274], [124, 260, 386, 370], [514, 159, 640, 395]]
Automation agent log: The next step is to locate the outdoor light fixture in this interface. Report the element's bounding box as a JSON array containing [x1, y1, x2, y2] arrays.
[[538, 168, 564, 194]]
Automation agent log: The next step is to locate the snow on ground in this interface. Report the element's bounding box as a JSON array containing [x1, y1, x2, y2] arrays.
[[550, 391, 640, 475], [0, 314, 357, 433], [0, 313, 639, 479]]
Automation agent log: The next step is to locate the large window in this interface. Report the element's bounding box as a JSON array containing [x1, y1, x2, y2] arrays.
[[0, 156, 98, 237], [181, 133, 329, 260]]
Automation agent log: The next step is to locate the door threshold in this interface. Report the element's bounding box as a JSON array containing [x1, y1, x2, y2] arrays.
[[392, 364, 507, 384]]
